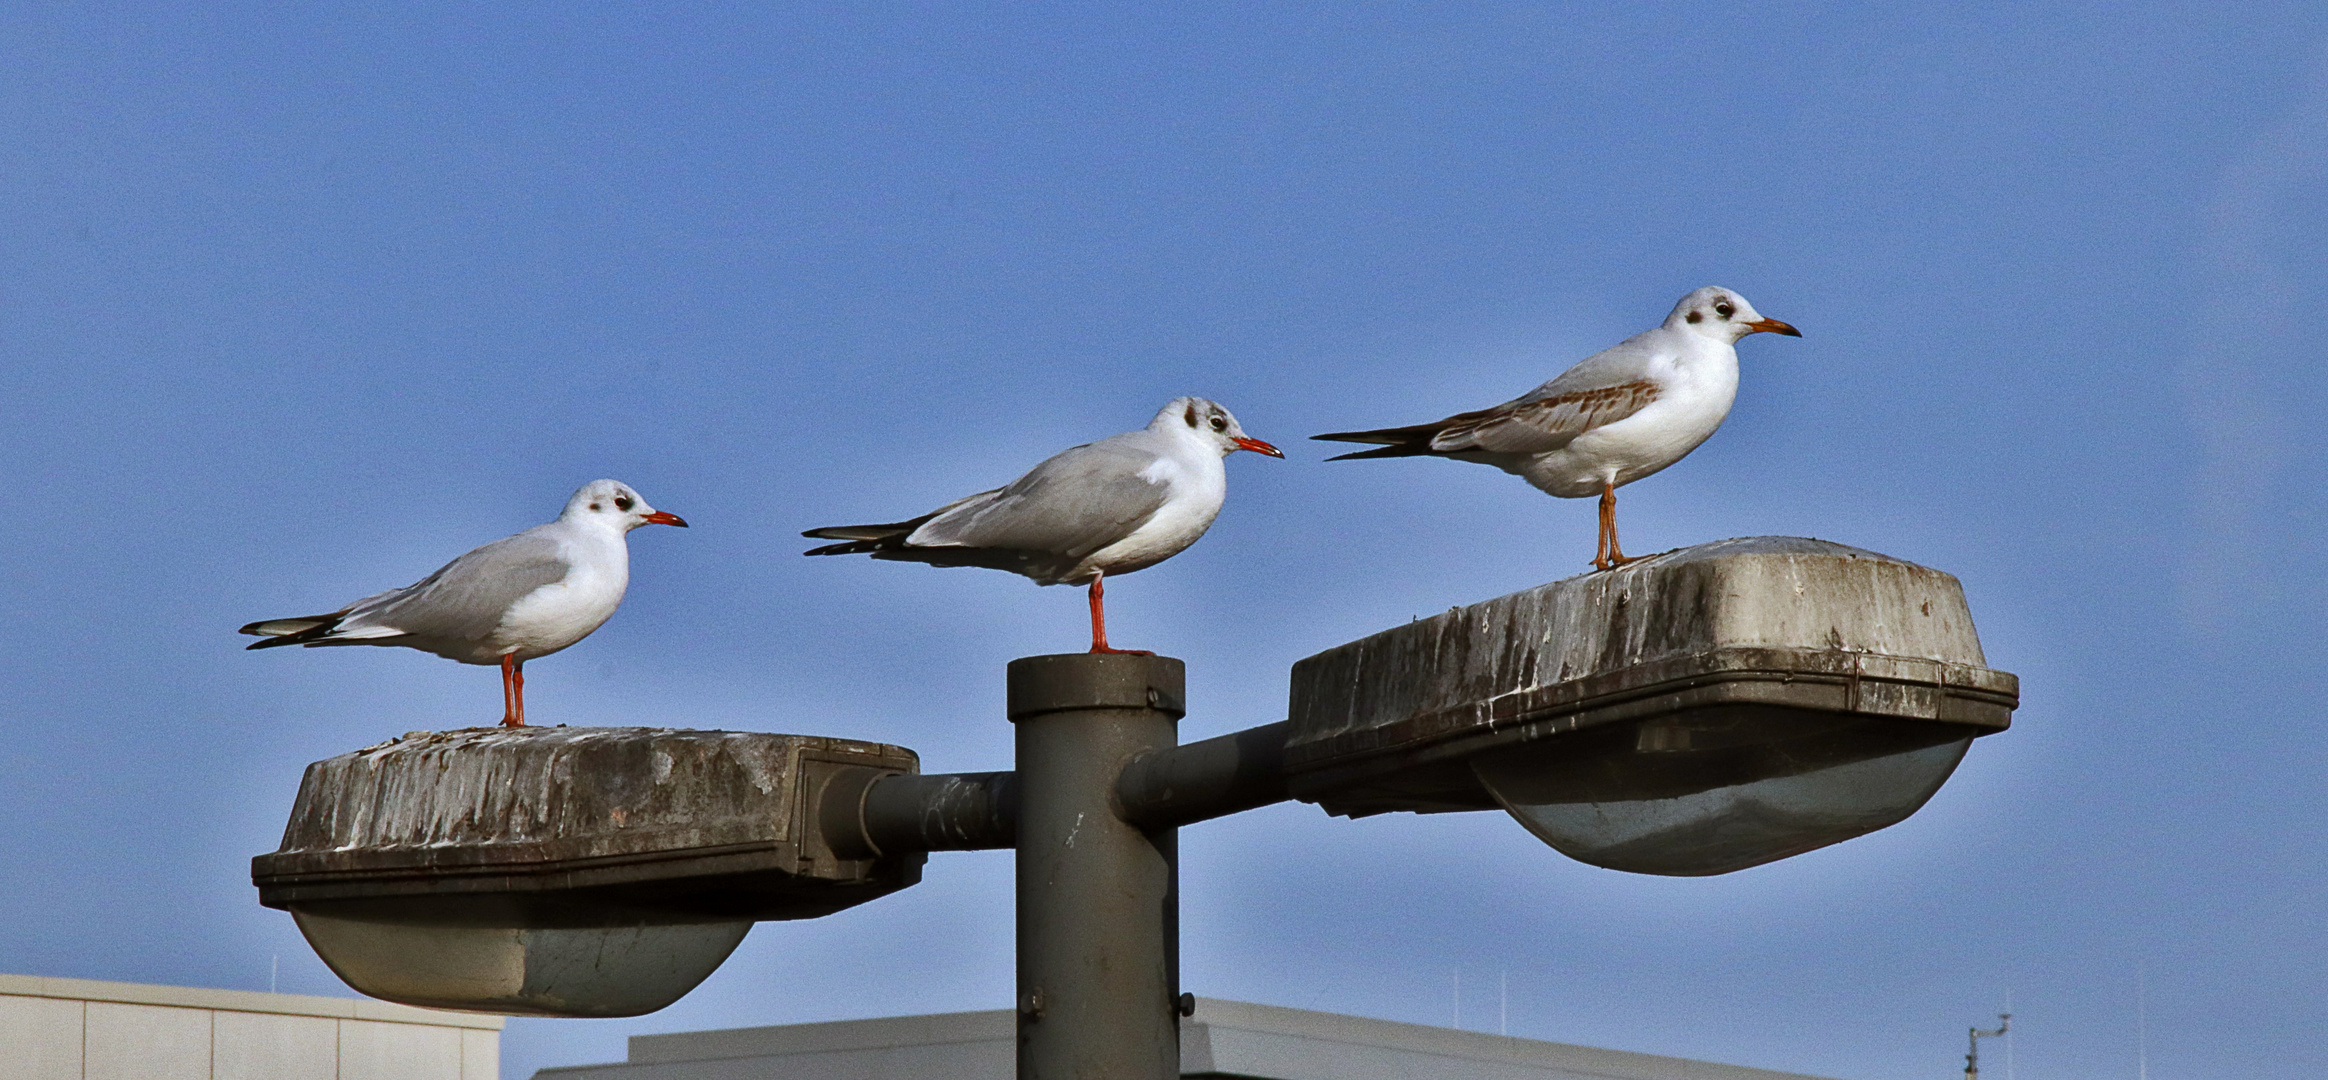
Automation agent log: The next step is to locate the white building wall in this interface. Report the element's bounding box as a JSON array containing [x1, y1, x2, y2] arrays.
[[0, 973, 500, 1080], [536, 999, 1847, 1080]]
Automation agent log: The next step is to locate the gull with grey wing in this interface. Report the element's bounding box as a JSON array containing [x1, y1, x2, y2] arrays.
[[1315, 286, 1799, 570], [240, 479, 687, 727], [804, 397, 1281, 653]]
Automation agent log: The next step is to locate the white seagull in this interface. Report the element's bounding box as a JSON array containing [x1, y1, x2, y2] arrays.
[[240, 479, 688, 727], [803, 397, 1282, 654], [1314, 287, 1799, 571]]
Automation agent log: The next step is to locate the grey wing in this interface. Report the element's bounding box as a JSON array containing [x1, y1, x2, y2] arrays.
[[1429, 341, 1665, 454], [907, 437, 1171, 559], [343, 529, 574, 642]]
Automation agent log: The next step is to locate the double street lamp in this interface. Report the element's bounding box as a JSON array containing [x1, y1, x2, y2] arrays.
[[253, 537, 2017, 1079]]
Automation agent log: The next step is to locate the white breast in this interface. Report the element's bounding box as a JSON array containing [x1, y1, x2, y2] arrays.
[[1516, 340, 1739, 497], [492, 535, 631, 660], [1072, 446, 1226, 579]]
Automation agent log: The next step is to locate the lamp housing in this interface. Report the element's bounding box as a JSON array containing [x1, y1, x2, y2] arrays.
[[1282, 537, 2017, 875], [253, 727, 920, 1016]]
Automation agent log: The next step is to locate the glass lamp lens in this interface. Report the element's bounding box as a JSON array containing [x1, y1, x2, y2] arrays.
[[1471, 712, 1973, 876]]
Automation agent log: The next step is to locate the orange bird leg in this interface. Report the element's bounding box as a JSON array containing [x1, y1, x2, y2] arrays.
[[499, 654, 527, 728], [1593, 485, 1611, 571], [1085, 571, 1153, 656], [1599, 479, 1640, 570]]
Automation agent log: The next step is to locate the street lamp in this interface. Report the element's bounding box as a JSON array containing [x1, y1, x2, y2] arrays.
[[1278, 536, 2014, 875], [253, 536, 2018, 1077], [253, 730, 925, 1016]]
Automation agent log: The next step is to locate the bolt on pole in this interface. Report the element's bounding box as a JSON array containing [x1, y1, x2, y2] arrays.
[[1009, 653, 1186, 1080]]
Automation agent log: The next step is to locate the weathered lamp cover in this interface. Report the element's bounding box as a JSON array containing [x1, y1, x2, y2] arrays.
[[253, 728, 920, 1016], [1284, 537, 2018, 875]]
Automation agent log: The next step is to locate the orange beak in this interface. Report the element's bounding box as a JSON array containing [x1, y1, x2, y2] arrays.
[[643, 511, 689, 527], [1232, 437, 1284, 458], [1745, 318, 1801, 337]]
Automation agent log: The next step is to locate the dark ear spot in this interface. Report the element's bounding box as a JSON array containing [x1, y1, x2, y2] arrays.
[[1184, 405, 1199, 427], [589, 502, 602, 511], [1686, 311, 1702, 324]]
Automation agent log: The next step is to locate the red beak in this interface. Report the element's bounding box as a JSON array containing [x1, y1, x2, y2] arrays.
[[1232, 436, 1284, 458], [642, 511, 689, 527], [1745, 318, 1802, 338]]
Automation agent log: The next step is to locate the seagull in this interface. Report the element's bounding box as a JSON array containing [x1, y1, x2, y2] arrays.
[[1314, 287, 1799, 571], [803, 397, 1282, 654], [239, 479, 687, 728]]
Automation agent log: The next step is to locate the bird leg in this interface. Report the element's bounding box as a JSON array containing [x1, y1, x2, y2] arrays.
[[1593, 486, 1611, 571], [1596, 480, 1641, 572], [500, 654, 526, 728], [1086, 572, 1153, 656]]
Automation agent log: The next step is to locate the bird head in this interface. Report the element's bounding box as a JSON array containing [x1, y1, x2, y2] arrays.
[[564, 479, 689, 531], [1154, 397, 1283, 458], [1666, 286, 1800, 343]]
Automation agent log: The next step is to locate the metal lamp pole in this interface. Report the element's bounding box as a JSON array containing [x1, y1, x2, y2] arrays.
[[837, 652, 1288, 1080], [1008, 653, 1186, 1080]]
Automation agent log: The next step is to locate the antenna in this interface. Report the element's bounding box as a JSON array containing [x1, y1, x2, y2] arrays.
[[2004, 990, 2015, 1080], [1965, 1013, 2010, 1080], [2137, 960, 2148, 1080]]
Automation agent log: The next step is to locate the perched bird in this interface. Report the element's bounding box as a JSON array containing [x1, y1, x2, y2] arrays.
[[1314, 287, 1799, 571], [804, 397, 1282, 654], [240, 479, 687, 727]]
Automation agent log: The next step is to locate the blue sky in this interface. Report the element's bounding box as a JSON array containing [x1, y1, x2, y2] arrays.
[[3, 3, 2326, 1078]]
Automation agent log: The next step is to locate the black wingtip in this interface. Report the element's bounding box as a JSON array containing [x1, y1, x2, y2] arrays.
[[802, 525, 892, 541], [240, 613, 344, 648], [1322, 443, 1433, 461], [803, 517, 928, 553]]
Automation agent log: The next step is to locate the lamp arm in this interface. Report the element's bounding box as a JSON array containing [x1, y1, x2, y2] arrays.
[[1114, 720, 1293, 830]]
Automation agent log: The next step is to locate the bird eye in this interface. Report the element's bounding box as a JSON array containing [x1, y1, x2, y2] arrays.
[[1209, 415, 1226, 431], [1714, 302, 1735, 319], [615, 496, 634, 512]]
